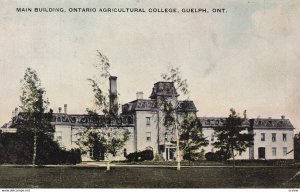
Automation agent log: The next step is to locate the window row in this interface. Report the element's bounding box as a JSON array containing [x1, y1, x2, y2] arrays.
[[260, 133, 287, 142], [271, 147, 288, 156]]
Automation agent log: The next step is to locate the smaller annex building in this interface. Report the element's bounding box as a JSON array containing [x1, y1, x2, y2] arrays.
[[199, 117, 294, 160], [1, 77, 295, 161]]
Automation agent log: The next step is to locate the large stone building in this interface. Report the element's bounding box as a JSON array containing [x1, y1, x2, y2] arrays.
[[1, 77, 295, 161]]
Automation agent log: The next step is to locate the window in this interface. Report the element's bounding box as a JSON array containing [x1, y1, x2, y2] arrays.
[[261, 133, 265, 141], [272, 147, 277, 156], [283, 147, 287, 156], [272, 133, 276, 142], [239, 151, 242, 156], [283, 134, 287, 142], [146, 117, 151, 126], [146, 132, 151, 142]]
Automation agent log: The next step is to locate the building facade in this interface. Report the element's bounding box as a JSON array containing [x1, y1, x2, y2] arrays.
[[1, 77, 295, 161]]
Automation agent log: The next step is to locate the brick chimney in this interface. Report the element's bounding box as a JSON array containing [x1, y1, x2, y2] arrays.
[[109, 76, 118, 115], [64, 104, 67, 114], [136, 92, 143, 100]]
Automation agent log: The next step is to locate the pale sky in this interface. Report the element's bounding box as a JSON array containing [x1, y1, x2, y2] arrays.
[[0, 0, 300, 132]]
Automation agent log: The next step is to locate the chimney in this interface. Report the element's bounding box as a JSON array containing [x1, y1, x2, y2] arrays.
[[136, 92, 143, 100], [64, 104, 67, 114], [109, 76, 118, 115], [58, 107, 62, 113], [281, 115, 285, 119]]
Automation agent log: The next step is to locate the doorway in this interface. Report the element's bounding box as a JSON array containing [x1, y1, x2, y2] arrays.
[[258, 147, 265, 159], [166, 147, 176, 161]]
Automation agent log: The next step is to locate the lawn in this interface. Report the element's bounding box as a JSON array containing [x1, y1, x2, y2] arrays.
[[0, 166, 299, 188]]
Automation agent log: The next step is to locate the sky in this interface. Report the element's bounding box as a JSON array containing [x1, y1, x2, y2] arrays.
[[0, 0, 300, 132]]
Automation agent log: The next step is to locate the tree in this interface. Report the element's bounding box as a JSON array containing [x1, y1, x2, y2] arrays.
[[18, 68, 55, 166], [160, 67, 208, 170], [76, 51, 130, 170], [213, 108, 254, 167], [179, 112, 208, 161], [294, 132, 300, 160]]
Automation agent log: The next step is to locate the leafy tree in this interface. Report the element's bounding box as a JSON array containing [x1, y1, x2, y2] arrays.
[[76, 51, 130, 170], [160, 67, 208, 170], [213, 108, 254, 167], [18, 68, 55, 165], [179, 112, 208, 161]]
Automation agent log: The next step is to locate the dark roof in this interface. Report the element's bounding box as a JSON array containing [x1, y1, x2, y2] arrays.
[[177, 101, 197, 112], [122, 99, 157, 113], [250, 118, 294, 130], [198, 117, 226, 127], [149, 82, 179, 99], [198, 117, 294, 130], [9, 112, 134, 127], [122, 99, 198, 113], [198, 117, 251, 128]]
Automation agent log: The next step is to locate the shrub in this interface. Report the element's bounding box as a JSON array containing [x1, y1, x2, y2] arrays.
[[215, 150, 231, 161], [140, 150, 154, 161], [126, 150, 154, 162], [205, 150, 233, 161], [205, 152, 217, 161], [0, 132, 82, 165]]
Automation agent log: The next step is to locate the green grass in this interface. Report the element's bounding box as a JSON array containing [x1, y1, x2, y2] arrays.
[[114, 159, 297, 166], [0, 166, 299, 188]]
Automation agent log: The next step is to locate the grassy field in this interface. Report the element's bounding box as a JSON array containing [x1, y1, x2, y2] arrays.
[[0, 166, 299, 188]]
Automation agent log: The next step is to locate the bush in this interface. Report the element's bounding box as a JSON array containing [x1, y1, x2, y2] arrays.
[[0, 132, 82, 165], [205, 151, 230, 161], [205, 152, 217, 161], [126, 150, 154, 162], [215, 150, 231, 161], [65, 149, 82, 165]]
